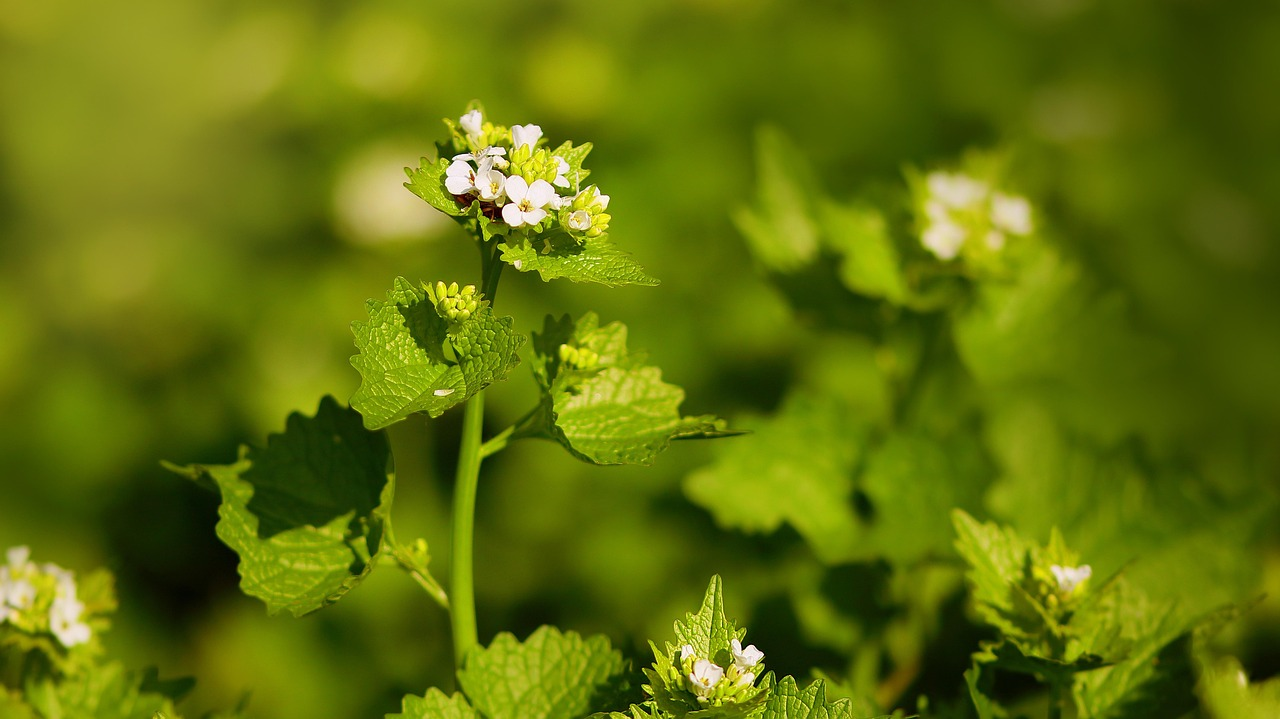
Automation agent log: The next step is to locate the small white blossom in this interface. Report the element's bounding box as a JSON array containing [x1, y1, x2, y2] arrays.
[[49, 595, 91, 647], [1050, 564, 1092, 593], [567, 210, 592, 232], [445, 160, 478, 195], [922, 217, 967, 260], [2, 576, 36, 622], [501, 176, 555, 227], [459, 110, 484, 143], [474, 164, 507, 202], [688, 658, 724, 698], [679, 644, 695, 662], [735, 671, 757, 688], [730, 638, 764, 670], [511, 124, 543, 150], [991, 193, 1032, 236], [927, 172, 989, 209], [552, 156, 571, 188], [580, 186, 609, 210]]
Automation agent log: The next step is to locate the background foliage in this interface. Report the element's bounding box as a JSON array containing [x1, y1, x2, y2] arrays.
[[2, 0, 1278, 716]]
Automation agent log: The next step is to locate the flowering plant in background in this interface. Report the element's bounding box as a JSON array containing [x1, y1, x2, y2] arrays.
[[907, 156, 1034, 270]]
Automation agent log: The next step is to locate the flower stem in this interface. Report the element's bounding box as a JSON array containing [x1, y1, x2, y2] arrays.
[[449, 239, 506, 670], [1048, 681, 1063, 719], [449, 390, 485, 668]]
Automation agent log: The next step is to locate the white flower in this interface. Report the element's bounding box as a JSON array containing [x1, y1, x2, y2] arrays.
[[567, 210, 592, 232], [6, 546, 30, 570], [730, 638, 764, 670], [687, 658, 724, 698], [501, 176, 555, 227], [445, 160, 477, 195], [927, 172, 989, 209], [735, 671, 757, 688], [680, 644, 695, 662], [552, 156, 571, 188], [991, 193, 1032, 236], [49, 595, 91, 647], [1050, 564, 1092, 593], [474, 164, 507, 202], [453, 146, 507, 166], [922, 217, 967, 260], [2, 576, 35, 613], [511, 124, 543, 149], [578, 185, 609, 210], [460, 110, 484, 142]]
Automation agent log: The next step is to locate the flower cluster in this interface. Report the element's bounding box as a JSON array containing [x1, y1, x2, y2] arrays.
[[426, 281, 482, 325], [443, 109, 611, 243], [918, 171, 1032, 261], [0, 546, 92, 648], [1049, 563, 1092, 594], [676, 638, 765, 705], [557, 343, 599, 370]]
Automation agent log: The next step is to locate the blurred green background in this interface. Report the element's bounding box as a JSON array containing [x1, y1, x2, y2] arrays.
[[2, 0, 1279, 716]]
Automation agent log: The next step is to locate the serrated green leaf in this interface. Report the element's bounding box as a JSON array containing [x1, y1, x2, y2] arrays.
[[526, 313, 735, 466], [761, 675, 884, 719], [975, 640, 1107, 686], [550, 140, 593, 186], [684, 392, 865, 563], [350, 277, 525, 430], [165, 396, 392, 616], [498, 232, 658, 287], [951, 510, 1040, 642], [673, 576, 744, 661], [23, 662, 179, 719], [388, 688, 478, 719], [964, 662, 1006, 719], [817, 201, 906, 303], [404, 156, 468, 217], [1073, 603, 1238, 719], [457, 626, 630, 719]]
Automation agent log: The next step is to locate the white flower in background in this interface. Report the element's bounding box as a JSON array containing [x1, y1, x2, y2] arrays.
[[730, 638, 764, 670], [567, 210, 592, 232], [501, 176, 555, 227], [453, 146, 508, 169], [922, 217, 967, 260], [927, 171, 989, 209], [1, 575, 36, 623], [511, 123, 543, 150], [6, 546, 30, 570], [49, 594, 91, 647], [1050, 564, 1092, 593], [688, 658, 724, 698], [445, 160, 478, 195], [984, 230, 1007, 251], [552, 156, 571, 188], [474, 163, 507, 202], [992, 192, 1033, 235], [459, 109, 484, 144]]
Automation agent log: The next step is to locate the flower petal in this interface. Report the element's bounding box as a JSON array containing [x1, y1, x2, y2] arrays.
[[504, 174, 529, 203], [526, 179, 555, 208], [502, 203, 525, 226]]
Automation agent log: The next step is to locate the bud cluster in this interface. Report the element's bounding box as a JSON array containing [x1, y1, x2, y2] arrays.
[[443, 109, 611, 243], [669, 638, 765, 706], [916, 170, 1033, 262], [0, 546, 93, 648], [557, 343, 599, 370], [426, 281, 483, 324]]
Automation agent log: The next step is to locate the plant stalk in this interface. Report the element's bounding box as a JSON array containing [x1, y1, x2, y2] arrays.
[[449, 390, 486, 668]]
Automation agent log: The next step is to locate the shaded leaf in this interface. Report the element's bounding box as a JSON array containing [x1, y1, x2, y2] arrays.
[[498, 232, 658, 287], [165, 396, 392, 616]]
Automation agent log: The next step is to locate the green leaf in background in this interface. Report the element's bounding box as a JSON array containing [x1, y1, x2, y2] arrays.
[[388, 688, 479, 719], [672, 576, 743, 661], [684, 392, 865, 564], [1198, 656, 1280, 719], [733, 126, 822, 273], [817, 201, 906, 304], [164, 396, 392, 616], [350, 277, 525, 430], [950, 509, 1039, 643], [0, 687, 38, 719], [497, 232, 659, 287], [456, 626, 629, 719], [22, 662, 179, 719], [963, 662, 1006, 719], [760, 675, 881, 719], [974, 641, 1107, 688], [524, 313, 735, 465]]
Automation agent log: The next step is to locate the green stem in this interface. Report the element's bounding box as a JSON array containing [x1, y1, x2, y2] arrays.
[[449, 239, 506, 670], [1048, 681, 1063, 719], [450, 390, 486, 668]]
